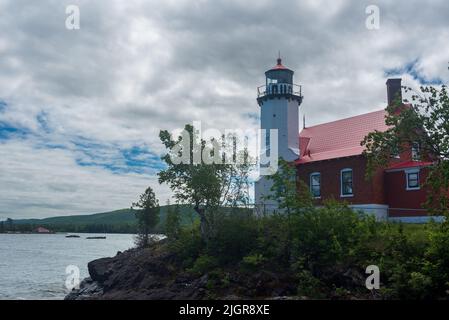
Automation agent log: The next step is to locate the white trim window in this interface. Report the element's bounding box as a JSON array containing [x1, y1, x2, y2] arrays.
[[411, 142, 420, 161], [310, 172, 321, 198], [406, 169, 420, 190], [340, 168, 354, 197]]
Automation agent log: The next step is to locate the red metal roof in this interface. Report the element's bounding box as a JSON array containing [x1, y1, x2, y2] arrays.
[[386, 160, 433, 171], [296, 109, 389, 164]]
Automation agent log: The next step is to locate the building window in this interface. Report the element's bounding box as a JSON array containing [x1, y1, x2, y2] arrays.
[[411, 142, 420, 161], [310, 172, 321, 198], [406, 169, 420, 190], [340, 168, 353, 197]]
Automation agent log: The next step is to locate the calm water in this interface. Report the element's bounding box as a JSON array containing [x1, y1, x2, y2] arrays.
[[0, 233, 135, 300]]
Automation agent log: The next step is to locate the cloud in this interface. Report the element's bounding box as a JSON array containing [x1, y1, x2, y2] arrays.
[[0, 137, 171, 220], [385, 59, 444, 85], [0, 0, 448, 218]]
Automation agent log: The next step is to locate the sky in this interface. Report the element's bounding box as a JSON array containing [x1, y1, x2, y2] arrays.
[[0, 0, 448, 219]]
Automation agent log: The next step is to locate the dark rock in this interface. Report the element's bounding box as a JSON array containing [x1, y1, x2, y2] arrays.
[[64, 244, 367, 300], [64, 277, 103, 300], [88, 257, 114, 283], [65, 244, 208, 300]]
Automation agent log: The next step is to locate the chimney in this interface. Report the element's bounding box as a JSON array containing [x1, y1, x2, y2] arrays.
[[386, 78, 402, 106]]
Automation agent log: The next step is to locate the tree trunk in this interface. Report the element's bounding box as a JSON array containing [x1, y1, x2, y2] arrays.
[[194, 205, 209, 241]]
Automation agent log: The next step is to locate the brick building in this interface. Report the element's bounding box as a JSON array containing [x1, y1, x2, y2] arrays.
[[295, 100, 434, 222]]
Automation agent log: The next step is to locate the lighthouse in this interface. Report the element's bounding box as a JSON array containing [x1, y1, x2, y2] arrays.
[[254, 57, 303, 212]]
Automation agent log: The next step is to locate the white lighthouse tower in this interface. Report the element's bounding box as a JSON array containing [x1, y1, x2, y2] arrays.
[[254, 57, 303, 212]]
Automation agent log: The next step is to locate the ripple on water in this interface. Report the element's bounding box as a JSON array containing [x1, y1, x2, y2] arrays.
[[0, 233, 135, 300]]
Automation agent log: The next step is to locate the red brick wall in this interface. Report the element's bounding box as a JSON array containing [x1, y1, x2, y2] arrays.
[[296, 156, 386, 205], [385, 169, 429, 217]]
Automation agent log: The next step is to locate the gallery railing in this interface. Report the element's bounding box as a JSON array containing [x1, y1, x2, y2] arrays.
[[257, 83, 302, 98]]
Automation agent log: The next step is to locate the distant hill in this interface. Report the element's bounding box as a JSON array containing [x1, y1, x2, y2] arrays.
[[8, 205, 199, 233]]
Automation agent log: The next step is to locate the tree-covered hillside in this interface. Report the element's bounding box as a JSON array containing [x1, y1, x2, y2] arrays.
[[1, 205, 199, 233]]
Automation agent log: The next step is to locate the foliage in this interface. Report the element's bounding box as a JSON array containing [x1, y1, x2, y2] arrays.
[[266, 158, 314, 214], [241, 253, 266, 270], [168, 223, 203, 268], [422, 224, 449, 296], [296, 270, 325, 298], [189, 254, 219, 275], [165, 200, 449, 299], [132, 186, 160, 248], [165, 203, 181, 240], [204, 211, 259, 265], [158, 124, 252, 240], [291, 201, 378, 275]]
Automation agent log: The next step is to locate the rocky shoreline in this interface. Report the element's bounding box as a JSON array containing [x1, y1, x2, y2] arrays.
[[65, 243, 310, 300], [65, 241, 372, 300], [66, 245, 209, 300]]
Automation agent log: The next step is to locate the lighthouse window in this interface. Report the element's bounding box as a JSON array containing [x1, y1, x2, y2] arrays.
[[340, 168, 353, 197], [310, 172, 321, 198], [265, 130, 270, 150]]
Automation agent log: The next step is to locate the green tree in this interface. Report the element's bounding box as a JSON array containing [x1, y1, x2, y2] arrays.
[[165, 203, 181, 240], [131, 187, 160, 248], [264, 158, 315, 264], [266, 158, 314, 215], [362, 83, 449, 217], [158, 124, 251, 241]]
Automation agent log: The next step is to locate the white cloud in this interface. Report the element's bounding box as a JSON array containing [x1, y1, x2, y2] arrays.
[[0, 138, 171, 220]]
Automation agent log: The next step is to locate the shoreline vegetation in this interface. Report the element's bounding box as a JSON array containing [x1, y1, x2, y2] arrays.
[[66, 205, 449, 300]]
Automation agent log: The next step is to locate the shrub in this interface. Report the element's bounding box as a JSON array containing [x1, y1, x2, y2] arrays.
[[408, 272, 433, 299], [169, 224, 203, 267], [296, 270, 325, 298], [206, 269, 231, 290], [254, 214, 292, 268], [291, 201, 378, 274], [241, 253, 266, 270], [164, 199, 448, 299], [422, 225, 449, 296], [205, 212, 259, 265], [189, 254, 219, 275]]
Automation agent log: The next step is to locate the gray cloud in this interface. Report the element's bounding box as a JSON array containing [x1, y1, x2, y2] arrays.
[[0, 0, 448, 218]]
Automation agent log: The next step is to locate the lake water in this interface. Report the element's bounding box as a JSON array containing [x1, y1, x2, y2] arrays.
[[0, 233, 135, 300]]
